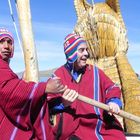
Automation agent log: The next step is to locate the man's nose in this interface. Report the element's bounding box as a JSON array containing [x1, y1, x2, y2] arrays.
[[84, 49, 88, 55], [3, 41, 9, 49]]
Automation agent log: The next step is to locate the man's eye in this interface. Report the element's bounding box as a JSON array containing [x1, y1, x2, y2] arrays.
[[7, 40, 12, 45], [78, 49, 84, 52], [0, 40, 4, 44]]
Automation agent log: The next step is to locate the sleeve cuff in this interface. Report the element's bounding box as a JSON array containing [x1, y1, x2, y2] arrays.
[[106, 97, 122, 108]]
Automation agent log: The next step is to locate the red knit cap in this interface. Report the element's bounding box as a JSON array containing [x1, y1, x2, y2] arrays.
[[64, 33, 86, 63], [0, 28, 14, 58]]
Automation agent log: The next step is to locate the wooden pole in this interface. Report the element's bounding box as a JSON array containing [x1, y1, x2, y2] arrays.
[[16, 0, 39, 82], [78, 94, 140, 123]]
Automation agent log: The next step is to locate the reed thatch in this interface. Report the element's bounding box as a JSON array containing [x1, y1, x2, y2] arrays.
[[74, 0, 140, 133]]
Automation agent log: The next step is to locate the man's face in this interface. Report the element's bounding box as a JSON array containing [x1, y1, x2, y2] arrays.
[[0, 37, 13, 62], [74, 42, 89, 70]]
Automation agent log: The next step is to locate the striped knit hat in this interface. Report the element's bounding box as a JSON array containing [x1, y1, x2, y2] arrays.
[[64, 33, 86, 63], [0, 28, 14, 57]]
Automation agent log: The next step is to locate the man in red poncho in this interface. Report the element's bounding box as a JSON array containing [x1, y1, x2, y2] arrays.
[[48, 33, 126, 140], [0, 28, 68, 140]]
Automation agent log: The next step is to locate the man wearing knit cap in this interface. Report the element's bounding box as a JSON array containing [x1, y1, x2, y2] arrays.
[[0, 28, 68, 139], [0, 28, 14, 63], [48, 33, 126, 140]]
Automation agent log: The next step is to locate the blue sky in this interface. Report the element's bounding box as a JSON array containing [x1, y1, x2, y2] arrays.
[[0, 0, 140, 74]]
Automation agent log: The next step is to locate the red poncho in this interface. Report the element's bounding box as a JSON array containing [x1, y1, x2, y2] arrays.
[[0, 58, 53, 140], [48, 64, 126, 140]]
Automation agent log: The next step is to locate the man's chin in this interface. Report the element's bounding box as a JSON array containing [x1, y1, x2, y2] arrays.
[[80, 63, 86, 68], [82, 61, 87, 65], [3, 57, 10, 63]]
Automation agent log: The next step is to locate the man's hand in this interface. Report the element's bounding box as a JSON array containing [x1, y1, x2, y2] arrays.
[[108, 102, 120, 115], [45, 77, 67, 93], [62, 89, 78, 107]]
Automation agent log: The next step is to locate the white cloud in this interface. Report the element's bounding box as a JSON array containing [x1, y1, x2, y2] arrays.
[[36, 40, 66, 69], [127, 42, 140, 57], [127, 42, 140, 74], [33, 21, 72, 34]]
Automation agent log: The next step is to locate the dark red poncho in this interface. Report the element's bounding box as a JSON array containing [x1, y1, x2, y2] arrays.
[[0, 58, 53, 140], [48, 64, 126, 140]]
